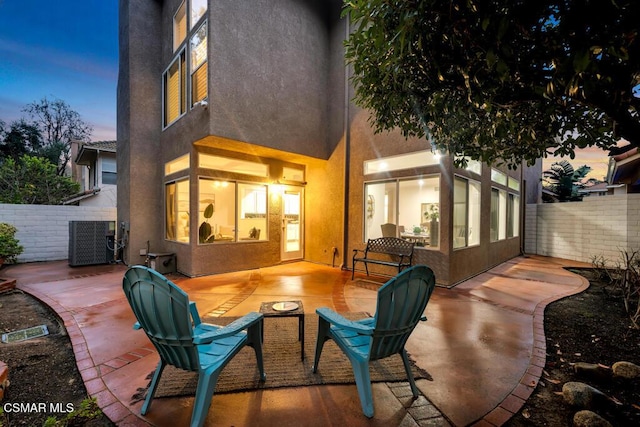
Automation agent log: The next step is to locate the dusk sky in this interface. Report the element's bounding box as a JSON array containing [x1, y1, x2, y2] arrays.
[[0, 1, 611, 180], [0, 0, 118, 142]]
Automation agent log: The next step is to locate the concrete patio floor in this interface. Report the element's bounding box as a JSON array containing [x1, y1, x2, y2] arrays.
[[2, 254, 590, 426]]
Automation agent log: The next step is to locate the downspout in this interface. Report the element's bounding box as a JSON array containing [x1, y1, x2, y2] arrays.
[[520, 162, 526, 256], [341, 13, 351, 270]]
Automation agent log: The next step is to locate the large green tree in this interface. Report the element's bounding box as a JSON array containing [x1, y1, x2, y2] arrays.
[[344, 0, 640, 168], [0, 155, 80, 204]]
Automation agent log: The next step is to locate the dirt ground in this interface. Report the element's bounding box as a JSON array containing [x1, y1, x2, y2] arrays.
[[0, 290, 113, 427], [506, 268, 640, 426], [1, 268, 639, 426]]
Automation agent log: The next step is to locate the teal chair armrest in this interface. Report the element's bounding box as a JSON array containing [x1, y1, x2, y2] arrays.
[[193, 312, 263, 344], [190, 302, 202, 326], [316, 307, 373, 335]]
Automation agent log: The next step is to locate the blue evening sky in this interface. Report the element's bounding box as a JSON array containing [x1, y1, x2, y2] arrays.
[[0, 0, 118, 141]]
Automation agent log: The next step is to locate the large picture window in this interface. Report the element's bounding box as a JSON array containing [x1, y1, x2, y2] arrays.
[[166, 179, 190, 243], [198, 178, 268, 244], [453, 176, 481, 249], [364, 176, 440, 248]]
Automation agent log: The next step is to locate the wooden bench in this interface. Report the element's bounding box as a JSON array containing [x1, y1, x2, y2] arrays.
[[352, 237, 415, 280]]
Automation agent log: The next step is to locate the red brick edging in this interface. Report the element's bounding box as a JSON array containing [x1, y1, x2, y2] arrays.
[[16, 286, 150, 426]]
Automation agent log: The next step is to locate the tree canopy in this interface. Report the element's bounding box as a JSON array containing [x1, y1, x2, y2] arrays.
[[22, 97, 92, 175], [344, 0, 640, 168], [0, 155, 80, 205]]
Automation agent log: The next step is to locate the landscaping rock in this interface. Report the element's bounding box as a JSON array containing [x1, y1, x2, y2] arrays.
[[612, 361, 640, 379], [573, 362, 611, 382], [573, 410, 612, 427], [562, 382, 606, 408]]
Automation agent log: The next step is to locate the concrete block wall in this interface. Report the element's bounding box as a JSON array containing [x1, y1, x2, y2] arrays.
[[0, 204, 117, 263], [525, 194, 640, 265]]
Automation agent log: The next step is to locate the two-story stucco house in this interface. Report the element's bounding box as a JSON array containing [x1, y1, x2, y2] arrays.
[[118, 0, 541, 286], [65, 140, 117, 207]]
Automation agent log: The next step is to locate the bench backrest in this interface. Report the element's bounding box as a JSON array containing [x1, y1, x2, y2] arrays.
[[366, 237, 414, 257]]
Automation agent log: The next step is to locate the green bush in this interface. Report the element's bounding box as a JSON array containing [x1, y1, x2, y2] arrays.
[[0, 222, 24, 263]]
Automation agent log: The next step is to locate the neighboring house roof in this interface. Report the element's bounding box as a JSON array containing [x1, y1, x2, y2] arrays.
[[578, 182, 608, 194], [61, 188, 101, 205], [608, 145, 640, 186], [75, 140, 117, 165], [577, 182, 625, 195]]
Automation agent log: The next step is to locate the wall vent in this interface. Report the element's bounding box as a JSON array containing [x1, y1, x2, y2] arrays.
[[68, 221, 115, 266]]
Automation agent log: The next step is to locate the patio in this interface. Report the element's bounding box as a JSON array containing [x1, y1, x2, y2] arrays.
[[3, 255, 589, 426]]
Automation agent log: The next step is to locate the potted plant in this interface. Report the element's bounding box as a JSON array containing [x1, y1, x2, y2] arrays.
[[426, 205, 439, 246], [0, 222, 24, 266], [199, 203, 216, 243]]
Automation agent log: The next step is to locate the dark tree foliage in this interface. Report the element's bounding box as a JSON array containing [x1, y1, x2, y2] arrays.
[[22, 97, 92, 175], [0, 119, 43, 161], [344, 0, 640, 168], [0, 155, 80, 205]]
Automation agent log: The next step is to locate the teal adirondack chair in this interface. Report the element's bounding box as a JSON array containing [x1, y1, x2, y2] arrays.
[[313, 264, 436, 417], [123, 266, 266, 427]]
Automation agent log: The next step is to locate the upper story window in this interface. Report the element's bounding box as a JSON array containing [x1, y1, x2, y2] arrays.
[[190, 0, 207, 29], [163, 50, 186, 127], [165, 1, 208, 129], [190, 22, 208, 106], [173, 1, 186, 51], [101, 157, 117, 185]]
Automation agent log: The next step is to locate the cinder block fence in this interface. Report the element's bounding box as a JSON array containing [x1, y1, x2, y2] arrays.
[[0, 204, 116, 263], [2, 195, 639, 267], [525, 194, 640, 266]]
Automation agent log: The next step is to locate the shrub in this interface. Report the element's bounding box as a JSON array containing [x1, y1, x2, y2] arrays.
[[0, 222, 24, 263]]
